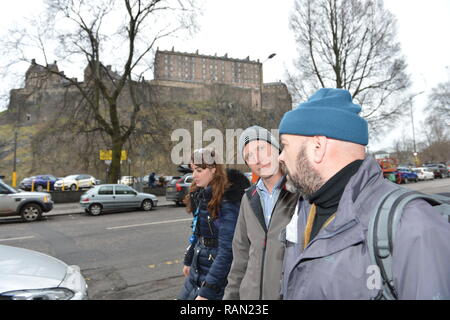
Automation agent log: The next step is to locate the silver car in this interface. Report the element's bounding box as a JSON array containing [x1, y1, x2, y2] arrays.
[[80, 184, 158, 216], [0, 245, 88, 300], [0, 180, 53, 222]]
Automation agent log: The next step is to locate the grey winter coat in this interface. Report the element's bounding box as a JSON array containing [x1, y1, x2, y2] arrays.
[[282, 157, 450, 300], [224, 178, 298, 300]]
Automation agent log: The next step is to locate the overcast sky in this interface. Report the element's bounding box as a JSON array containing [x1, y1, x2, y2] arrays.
[[1, 0, 449, 152]]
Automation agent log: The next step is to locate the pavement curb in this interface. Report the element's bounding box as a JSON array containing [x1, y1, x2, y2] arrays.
[[48, 202, 176, 217]]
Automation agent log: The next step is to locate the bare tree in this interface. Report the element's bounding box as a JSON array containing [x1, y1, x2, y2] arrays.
[[2, 0, 199, 183], [287, 0, 413, 135], [427, 81, 450, 124]]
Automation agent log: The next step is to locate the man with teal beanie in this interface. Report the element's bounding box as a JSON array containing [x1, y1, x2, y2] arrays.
[[278, 88, 450, 300], [279, 88, 368, 145]]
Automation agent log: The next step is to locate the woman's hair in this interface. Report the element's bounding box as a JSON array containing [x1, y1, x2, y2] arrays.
[[184, 148, 229, 219]]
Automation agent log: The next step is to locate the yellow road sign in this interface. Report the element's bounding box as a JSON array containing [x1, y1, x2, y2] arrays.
[[100, 150, 128, 161]]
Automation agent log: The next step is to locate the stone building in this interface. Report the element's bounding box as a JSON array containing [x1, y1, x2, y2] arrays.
[[1, 50, 293, 180], [154, 48, 262, 89], [153, 48, 280, 109]]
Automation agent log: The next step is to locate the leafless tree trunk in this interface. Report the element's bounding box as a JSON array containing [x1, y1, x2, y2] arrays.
[[287, 0, 414, 135], [2, 0, 199, 183]]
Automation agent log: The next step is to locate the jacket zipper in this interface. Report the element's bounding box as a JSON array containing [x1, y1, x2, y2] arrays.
[[259, 232, 267, 300], [207, 215, 214, 237], [259, 196, 280, 299], [259, 190, 290, 299]]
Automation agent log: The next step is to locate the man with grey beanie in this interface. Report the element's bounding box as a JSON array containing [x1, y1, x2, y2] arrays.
[[223, 126, 299, 300]]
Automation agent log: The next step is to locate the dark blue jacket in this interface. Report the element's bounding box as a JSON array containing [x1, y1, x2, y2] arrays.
[[183, 169, 250, 299]]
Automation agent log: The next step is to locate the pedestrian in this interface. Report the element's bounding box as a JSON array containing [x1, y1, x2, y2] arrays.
[[148, 172, 156, 188], [223, 126, 299, 300], [278, 88, 450, 299], [178, 148, 250, 300]]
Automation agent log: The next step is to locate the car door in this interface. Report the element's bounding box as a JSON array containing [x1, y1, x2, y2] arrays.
[[39, 176, 50, 191], [114, 185, 139, 209], [96, 186, 115, 209], [76, 175, 88, 188], [48, 175, 57, 190], [0, 183, 17, 215]]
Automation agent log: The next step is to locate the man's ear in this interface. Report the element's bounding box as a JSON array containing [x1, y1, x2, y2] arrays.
[[311, 136, 328, 163]]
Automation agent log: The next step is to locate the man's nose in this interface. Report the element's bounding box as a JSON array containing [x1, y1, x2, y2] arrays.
[[278, 149, 285, 163]]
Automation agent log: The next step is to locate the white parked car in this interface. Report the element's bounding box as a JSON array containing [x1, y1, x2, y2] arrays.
[[412, 167, 435, 181], [0, 245, 88, 300], [54, 174, 96, 191], [118, 176, 136, 186]]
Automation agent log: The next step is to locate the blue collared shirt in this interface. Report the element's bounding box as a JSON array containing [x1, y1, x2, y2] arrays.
[[256, 176, 284, 228]]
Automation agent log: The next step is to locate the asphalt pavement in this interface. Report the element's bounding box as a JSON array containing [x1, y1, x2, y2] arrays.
[[1, 179, 448, 300]]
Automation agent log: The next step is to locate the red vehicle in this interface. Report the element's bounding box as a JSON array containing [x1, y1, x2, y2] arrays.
[[376, 158, 402, 184]]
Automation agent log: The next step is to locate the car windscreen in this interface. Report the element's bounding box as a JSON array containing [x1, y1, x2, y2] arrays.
[[0, 182, 18, 194]]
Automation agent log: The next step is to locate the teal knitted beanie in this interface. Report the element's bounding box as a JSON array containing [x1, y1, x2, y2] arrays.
[[279, 88, 369, 146]]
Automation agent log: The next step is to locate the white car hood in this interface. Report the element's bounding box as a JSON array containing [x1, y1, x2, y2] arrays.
[[0, 245, 67, 293]]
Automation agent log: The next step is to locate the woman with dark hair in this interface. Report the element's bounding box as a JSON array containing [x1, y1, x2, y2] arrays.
[[178, 148, 250, 300]]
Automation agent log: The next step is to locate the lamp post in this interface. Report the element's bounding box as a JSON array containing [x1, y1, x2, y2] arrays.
[[410, 91, 425, 166], [12, 101, 23, 188], [259, 53, 277, 109]]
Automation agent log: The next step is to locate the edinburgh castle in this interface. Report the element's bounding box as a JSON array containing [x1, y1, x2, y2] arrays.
[[0, 49, 292, 180]]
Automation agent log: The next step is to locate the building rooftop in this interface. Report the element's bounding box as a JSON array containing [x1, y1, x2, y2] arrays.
[[156, 48, 262, 65]]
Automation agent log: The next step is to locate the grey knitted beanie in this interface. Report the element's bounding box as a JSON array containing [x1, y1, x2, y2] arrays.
[[238, 126, 280, 159]]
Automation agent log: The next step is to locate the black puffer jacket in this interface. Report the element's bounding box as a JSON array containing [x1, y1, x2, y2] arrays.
[[184, 169, 250, 264], [182, 169, 250, 299]]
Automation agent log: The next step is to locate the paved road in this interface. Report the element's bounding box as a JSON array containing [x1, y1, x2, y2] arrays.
[[400, 177, 450, 195], [0, 178, 448, 300], [0, 206, 192, 300]]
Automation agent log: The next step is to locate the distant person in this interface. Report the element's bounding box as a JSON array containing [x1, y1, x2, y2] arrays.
[[148, 172, 156, 188], [178, 148, 250, 300], [278, 88, 450, 299], [223, 126, 298, 300]]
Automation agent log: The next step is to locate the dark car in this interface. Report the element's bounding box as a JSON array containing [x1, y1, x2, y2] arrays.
[[423, 163, 449, 179], [166, 174, 193, 206], [395, 167, 418, 184], [19, 175, 58, 192]]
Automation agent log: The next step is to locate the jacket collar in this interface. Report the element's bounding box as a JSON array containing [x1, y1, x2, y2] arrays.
[[246, 175, 290, 233], [318, 156, 383, 234], [297, 157, 384, 260]]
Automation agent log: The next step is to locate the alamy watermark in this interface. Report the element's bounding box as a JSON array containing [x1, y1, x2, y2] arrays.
[[366, 265, 382, 290], [170, 121, 280, 165]]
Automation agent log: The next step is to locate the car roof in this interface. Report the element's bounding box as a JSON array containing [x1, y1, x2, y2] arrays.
[[94, 184, 132, 187]]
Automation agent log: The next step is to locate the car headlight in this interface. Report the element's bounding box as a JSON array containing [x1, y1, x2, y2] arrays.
[[59, 265, 88, 299], [1, 288, 75, 300]]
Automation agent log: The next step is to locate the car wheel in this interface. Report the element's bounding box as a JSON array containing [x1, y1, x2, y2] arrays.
[[70, 184, 77, 191], [88, 204, 103, 216], [142, 199, 153, 211], [36, 185, 44, 192], [21, 204, 43, 222], [403, 178, 409, 184]]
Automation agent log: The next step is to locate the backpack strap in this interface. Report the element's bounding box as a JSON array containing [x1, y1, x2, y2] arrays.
[[368, 187, 447, 300]]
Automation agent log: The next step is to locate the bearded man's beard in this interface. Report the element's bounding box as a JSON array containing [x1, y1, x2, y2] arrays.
[[281, 145, 324, 199]]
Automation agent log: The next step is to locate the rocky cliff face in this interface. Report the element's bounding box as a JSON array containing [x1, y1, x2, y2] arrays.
[[0, 61, 293, 183]]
